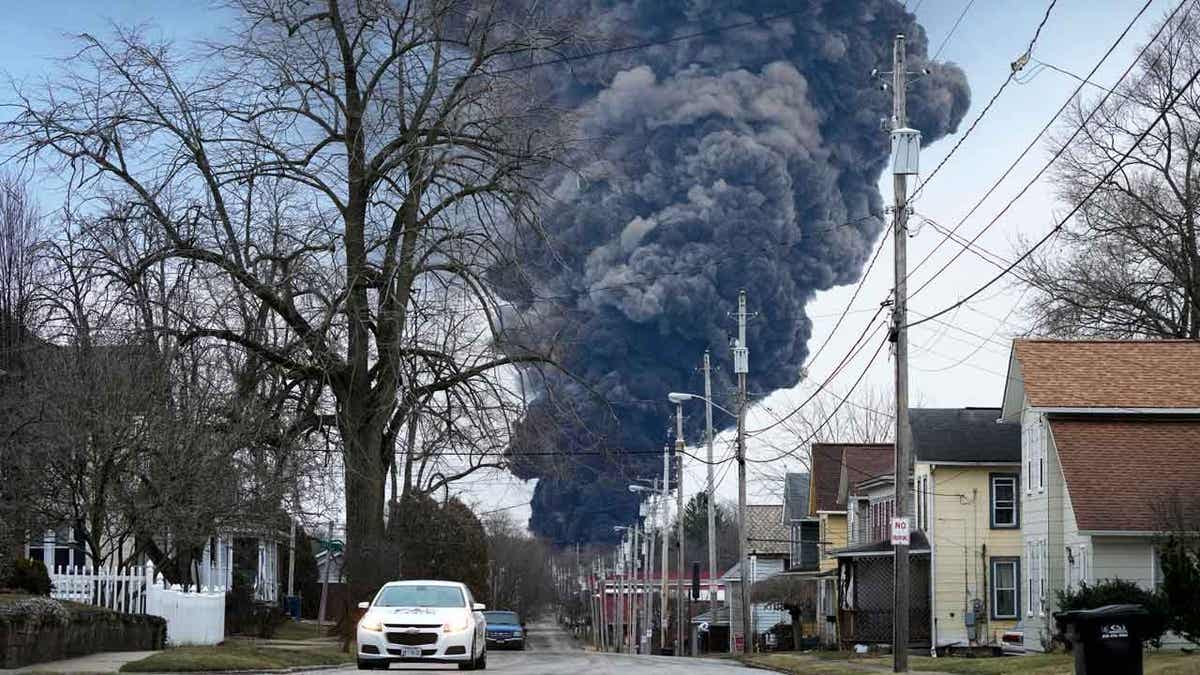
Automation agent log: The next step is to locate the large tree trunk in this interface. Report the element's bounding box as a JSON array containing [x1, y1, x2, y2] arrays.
[[339, 416, 394, 605]]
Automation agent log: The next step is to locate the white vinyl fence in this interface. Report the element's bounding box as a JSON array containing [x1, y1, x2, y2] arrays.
[[50, 562, 226, 646]]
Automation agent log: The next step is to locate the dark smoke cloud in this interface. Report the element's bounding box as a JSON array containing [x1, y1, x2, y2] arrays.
[[497, 0, 969, 544]]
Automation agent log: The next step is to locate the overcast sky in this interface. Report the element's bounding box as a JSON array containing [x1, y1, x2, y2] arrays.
[[0, 0, 1169, 530]]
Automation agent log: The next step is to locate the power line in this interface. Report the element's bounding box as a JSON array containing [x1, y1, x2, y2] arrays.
[[905, 0, 1170, 296], [908, 59, 1200, 329], [932, 0, 979, 61], [913, 0, 1058, 201], [805, 228, 892, 368], [746, 310, 888, 436], [745, 335, 890, 464]]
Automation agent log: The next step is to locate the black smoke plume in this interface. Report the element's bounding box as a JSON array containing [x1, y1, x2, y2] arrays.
[[496, 0, 969, 544]]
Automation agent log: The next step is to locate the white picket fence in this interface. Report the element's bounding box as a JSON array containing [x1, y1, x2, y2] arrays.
[[50, 562, 226, 646]]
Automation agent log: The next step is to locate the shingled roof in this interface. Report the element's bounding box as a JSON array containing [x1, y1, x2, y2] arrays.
[[1050, 417, 1200, 532], [911, 408, 1020, 464], [745, 504, 790, 556], [810, 443, 893, 513], [1007, 339, 1200, 409]]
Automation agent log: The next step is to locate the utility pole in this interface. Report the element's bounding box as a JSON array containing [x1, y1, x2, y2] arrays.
[[599, 561, 608, 651], [631, 521, 640, 654], [732, 289, 752, 654], [619, 547, 628, 653], [703, 351, 718, 633], [888, 32, 918, 674], [645, 478, 658, 653], [660, 443, 670, 651], [674, 404, 686, 655]]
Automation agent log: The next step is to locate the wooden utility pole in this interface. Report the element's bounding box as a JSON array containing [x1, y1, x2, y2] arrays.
[[733, 289, 752, 654], [674, 405, 686, 654], [701, 351, 719, 635], [888, 32, 917, 674]]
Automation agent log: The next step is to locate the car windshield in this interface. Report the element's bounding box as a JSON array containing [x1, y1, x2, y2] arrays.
[[375, 585, 465, 608], [484, 611, 520, 625]]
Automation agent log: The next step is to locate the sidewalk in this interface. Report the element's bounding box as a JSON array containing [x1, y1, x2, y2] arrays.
[[8, 650, 157, 673]]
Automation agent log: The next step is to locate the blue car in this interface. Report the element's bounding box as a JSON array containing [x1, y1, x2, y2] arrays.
[[483, 610, 525, 650]]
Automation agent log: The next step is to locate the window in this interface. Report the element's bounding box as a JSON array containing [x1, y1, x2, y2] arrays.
[[1026, 541, 1037, 617], [1039, 539, 1048, 616], [990, 474, 1019, 528], [1023, 413, 1045, 493], [1038, 430, 1046, 491], [991, 558, 1020, 619]]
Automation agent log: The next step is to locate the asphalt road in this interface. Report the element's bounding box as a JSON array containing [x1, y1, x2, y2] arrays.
[[335, 621, 761, 674]]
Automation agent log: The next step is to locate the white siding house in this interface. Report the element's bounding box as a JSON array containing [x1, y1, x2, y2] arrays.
[[1001, 339, 1200, 651]]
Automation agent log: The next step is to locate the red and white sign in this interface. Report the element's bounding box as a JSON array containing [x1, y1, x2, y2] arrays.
[[890, 517, 910, 546]]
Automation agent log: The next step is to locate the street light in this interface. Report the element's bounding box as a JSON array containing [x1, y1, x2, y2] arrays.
[[666, 390, 728, 649]]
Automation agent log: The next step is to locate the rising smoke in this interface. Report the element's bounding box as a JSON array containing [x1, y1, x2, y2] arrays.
[[496, 0, 970, 544]]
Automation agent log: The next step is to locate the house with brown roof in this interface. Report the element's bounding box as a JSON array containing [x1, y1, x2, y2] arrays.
[[807, 442, 893, 646], [1000, 339, 1200, 650], [722, 504, 791, 652]]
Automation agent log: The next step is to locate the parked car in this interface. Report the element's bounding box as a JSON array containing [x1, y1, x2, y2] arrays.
[[483, 610, 526, 650], [356, 580, 488, 670]]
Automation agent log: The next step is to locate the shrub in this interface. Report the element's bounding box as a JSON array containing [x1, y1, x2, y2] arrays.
[[224, 570, 288, 638], [1055, 578, 1169, 647], [1159, 534, 1200, 645], [4, 558, 51, 596]]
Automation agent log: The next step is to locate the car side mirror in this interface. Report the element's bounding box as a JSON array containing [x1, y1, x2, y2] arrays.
[[473, 602, 486, 611], [358, 601, 370, 610]]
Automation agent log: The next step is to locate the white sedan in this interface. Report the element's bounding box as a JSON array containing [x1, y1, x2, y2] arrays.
[[356, 580, 488, 670]]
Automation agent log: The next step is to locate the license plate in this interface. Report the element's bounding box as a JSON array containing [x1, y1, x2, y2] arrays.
[[400, 646, 422, 658]]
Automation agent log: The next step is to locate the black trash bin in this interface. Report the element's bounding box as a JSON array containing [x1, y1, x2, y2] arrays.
[[1054, 604, 1149, 675]]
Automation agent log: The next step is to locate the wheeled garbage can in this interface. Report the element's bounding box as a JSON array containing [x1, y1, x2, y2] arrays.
[[1054, 604, 1149, 675]]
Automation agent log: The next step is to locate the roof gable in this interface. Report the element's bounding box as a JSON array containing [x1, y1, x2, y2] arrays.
[[745, 504, 789, 555], [911, 407, 1020, 464], [1050, 417, 1200, 532], [810, 443, 892, 513], [1012, 339, 1200, 409]]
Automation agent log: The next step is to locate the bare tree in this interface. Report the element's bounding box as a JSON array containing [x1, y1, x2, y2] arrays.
[[1022, 10, 1200, 338], [6, 0, 577, 594], [0, 174, 45, 576], [752, 385, 895, 498]]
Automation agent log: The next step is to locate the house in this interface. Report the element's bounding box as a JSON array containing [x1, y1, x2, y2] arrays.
[[1000, 339, 1200, 650], [724, 504, 791, 652], [783, 473, 819, 572], [833, 450, 932, 648], [911, 407, 1022, 650], [808, 443, 893, 646]]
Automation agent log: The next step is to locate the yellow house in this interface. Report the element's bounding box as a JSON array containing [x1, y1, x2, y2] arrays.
[[912, 408, 1022, 651], [808, 442, 893, 646]]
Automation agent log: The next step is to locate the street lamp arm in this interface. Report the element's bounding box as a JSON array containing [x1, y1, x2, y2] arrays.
[[670, 391, 737, 418]]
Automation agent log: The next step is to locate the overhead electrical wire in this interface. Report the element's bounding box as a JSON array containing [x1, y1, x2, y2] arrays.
[[908, 59, 1200, 330], [912, 0, 1059, 202], [931, 0, 980, 61], [905, 0, 1175, 295]]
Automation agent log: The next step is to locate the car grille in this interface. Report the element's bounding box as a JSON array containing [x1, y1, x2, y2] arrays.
[[386, 632, 438, 646]]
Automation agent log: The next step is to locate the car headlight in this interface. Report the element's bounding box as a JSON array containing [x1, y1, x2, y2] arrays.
[[443, 615, 472, 633], [359, 616, 384, 632], [514, 628, 523, 636]]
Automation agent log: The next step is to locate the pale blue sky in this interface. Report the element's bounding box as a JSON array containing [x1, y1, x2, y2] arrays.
[[0, 1, 1172, 517]]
